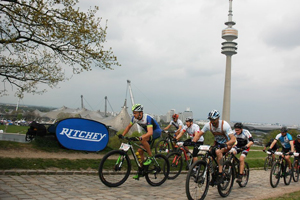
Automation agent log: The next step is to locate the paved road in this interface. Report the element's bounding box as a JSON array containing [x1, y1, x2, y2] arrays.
[[0, 170, 300, 200]]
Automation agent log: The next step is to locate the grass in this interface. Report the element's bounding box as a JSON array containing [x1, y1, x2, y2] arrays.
[[263, 190, 300, 200], [0, 125, 29, 134]]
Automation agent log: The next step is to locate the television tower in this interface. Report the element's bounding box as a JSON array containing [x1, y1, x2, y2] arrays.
[[221, 0, 238, 122]]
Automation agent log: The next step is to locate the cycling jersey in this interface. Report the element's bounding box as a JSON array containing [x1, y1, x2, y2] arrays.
[[169, 119, 184, 131], [182, 123, 204, 142], [201, 120, 233, 144], [294, 140, 300, 153], [275, 133, 293, 149], [130, 114, 161, 139], [233, 129, 253, 147]]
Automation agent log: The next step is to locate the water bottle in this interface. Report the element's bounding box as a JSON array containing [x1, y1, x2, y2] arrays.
[[136, 152, 142, 163]]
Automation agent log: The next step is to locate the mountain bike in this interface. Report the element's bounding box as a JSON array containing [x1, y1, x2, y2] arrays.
[[225, 147, 249, 187], [270, 151, 293, 188], [166, 141, 197, 180], [155, 130, 177, 155], [292, 152, 299, 182], [185, 145, 234, 200], [98, 136, 170, 187], [263, 150, 276, 171]]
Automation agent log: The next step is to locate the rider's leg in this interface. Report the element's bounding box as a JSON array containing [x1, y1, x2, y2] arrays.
[[140, 135, 152, 157], [239, 155, 245, 174], [285, 155, 292, 169], [215, 149, 224, 173]]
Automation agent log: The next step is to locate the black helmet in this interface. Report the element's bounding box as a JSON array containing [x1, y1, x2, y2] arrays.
[[297, 134, 300, 139], [234, 122, 243, 129], [185, 117, 193, 122], [280, 126, 288, 133]]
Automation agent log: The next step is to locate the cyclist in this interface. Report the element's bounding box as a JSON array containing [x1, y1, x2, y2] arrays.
[[230, 122, 254, 183], [263, 138, 279, 162], [175, 117, 204, 164], [293, 134, 300, 153], [193, 109, 236, 185], [269, 126, 294, 174], [120, 104, 162, 179], [164, 114, 184, 137]]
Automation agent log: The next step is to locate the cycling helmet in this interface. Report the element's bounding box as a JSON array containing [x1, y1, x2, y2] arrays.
[[132, 104, 143, 112], [297, 134, 300, 139], [172, 114, 179, 120], [234, 122, 243, 129], [207, 109, 220, 120], [185, 117, 193, 122], [280, 126, 288, 133]]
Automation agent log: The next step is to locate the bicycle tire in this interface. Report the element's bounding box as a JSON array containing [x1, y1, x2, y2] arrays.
[[217, 160, 234, 197], [185, 160, 209, 200], [167, 152, 183, 180], [283, 163, 292, 185], [270, 161, 281, 188], [264, 156, 271, 171], [292, 160, 299, 182], [98, 150, 131, 187], [145, 154, 170, 186], [237, 162, 249, 187], [155, 139, 170, 155]]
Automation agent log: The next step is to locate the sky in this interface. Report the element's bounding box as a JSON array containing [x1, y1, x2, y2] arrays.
[[1, 0, 300, 126]]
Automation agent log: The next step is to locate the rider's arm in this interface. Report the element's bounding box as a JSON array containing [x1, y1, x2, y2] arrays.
[[142, 125, 153, 140], [290, 140, 295, 152], [176, 130, 185, 140], [164, 124, 171, 130], [192, 130, 204, 143], [246, 137, 254, 148], [269, 139, 277, 149], [226, 134, 236, 147], [175, 125, 182, 136], [122, 123, 133, 136]]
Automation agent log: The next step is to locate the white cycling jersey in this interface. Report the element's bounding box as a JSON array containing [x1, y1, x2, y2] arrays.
[[169, 119, 184, 131], [201, 120, 233, 144], [183, 123, 204, 142]]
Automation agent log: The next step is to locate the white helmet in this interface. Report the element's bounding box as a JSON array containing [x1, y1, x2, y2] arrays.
[[207, 109, 220, 120]]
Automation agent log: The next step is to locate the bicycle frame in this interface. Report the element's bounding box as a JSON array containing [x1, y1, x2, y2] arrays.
[[119, 137, 159, 169], [175, 142, 193, 168]]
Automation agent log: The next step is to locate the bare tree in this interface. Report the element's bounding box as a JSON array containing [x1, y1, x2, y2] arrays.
[[0, 0, 120, 97]]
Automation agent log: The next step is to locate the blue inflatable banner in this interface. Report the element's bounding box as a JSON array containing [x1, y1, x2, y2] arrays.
[[56, 118, 109, 152]]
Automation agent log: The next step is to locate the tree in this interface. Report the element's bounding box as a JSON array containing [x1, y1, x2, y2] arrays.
[[0, 0, 120, 98]]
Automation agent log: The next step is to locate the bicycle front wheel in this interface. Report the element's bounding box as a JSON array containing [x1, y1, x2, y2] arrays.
[[186, 160, 209, 200], [98, 150, 131, 187], [264, 156, 271, 171], [145, 154, 170, 186], [217, 160, 234, 197], [167, 152, 183, 180], [292, 160, 299, 182], [155, 139, 170, 155], [237, 162, 249, 187], [270, 162, 281, 188], [283, 163, 292, 185]]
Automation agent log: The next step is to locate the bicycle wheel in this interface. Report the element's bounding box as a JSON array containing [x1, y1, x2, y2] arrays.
[[217, 160, 234, 197], [237, 162, 249, 187], [264, 156, 271, 171], [283, 163, 292, 185], [292, 160, 299, 182], [186, 160, 209, 200], [155, 139, 170, 155], [145, 154, 170, 186], [270, 162, 281, 188], [167, 152, 183, 180], [98, 150, 131, 187]]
